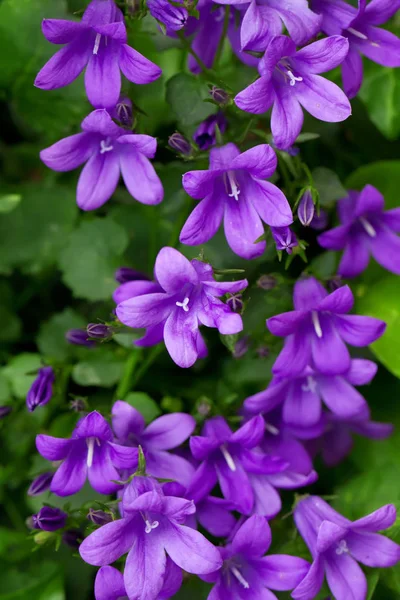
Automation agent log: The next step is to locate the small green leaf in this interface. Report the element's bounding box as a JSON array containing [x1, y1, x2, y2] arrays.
[[72, 353, 124, 387], [124, 392, 161, 423], [166, 73, 215, 129], [346, 160, 400, 209], [312, 167, 346, 206], [37, 308, 86, 361], [360, 62, 400, 140], [0, 194, 21, 213], [2, 353, 42, 399]]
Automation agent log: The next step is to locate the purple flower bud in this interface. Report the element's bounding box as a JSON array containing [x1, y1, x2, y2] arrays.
[[32, 506, 67, 532], [0, 406, 12, 418], [310, 209, 329, 231], [193, 113, 227, 150], [28, 472, 53, 496], [226, 294, 243, 313], [256, 345, 269, 358], [62, 529, 82, 549], [168, 132, 192, 156], [298, 190, 315, 226], [87, 508, 114, 526], [327, 275, 343, 292], [271, 226, 298, 254], [233, 336, 249, 359], [115, 96, 133, 128], [26, 367, 55, 412], [257, 275, 277, 290], [69, 397, 86, 412], [86, 323, 113, 340], [148, 0, 188, 31], [65, 329, 95, 348], [209, 86, 230, 105], [115, 266, 150, 284]]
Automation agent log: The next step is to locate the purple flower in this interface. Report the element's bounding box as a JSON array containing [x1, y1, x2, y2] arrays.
[[213, 0, 322, 51], [312, 0, 400, 98], [189, 415, 288, 515], [209, 86, 230, 105], [110, 96, 134, 128], [63, 529, 83, 549], [66, 328, 95, 347], [87, 323, 113, 340], [193, 113, 227, 150], [233, 336, 250, 358], [112, 401, 196, 486], [267, 276, 386, 377], [115, 266, 150, 284], [35, 0, 161, 109], [292, 496, 400, 600], [116, 247, 248, 368], [36, 411, 138, 496], [271, 226, 298, 254], [180, 143, 292, 259], [168, 132, 192, 156], [28, 472, 54, 496], [40, 109, 163, 211], [298, 190, 315, 226], [318, 184, 400, 278], [148, 0, 188, 31], [26, 366, 55, 412], [244, 359, 377, 428], [79, 477, 222, 600], [203, 515, 310, 599], [32, 506, 67, 532], [235, 35, 351, 150], [95, 565, 179, 600], [87, 509, 114, 526], [310, 209, 329, 230], [0, 406, 12, 418]]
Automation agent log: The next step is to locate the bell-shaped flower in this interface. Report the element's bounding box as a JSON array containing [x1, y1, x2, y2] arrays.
[[318, 184, 400, 277], [40, 109, 163, 211], [116, 247, 248, 368], [180, 143, 292, 259], [35, 0, 161, 109], [94, 563, 181, 600], [148, 0, 188, 32], [189, 415, 288, 515], [202, 515, 310, 599], [79, 477, 222, 600], [235, 35, 351, 149], [36, 411, 138, 496], [292, 496, 400, 600], [244, 359, 377, 427], [112, 401, 196, 486], [26, 366, 55, 412], [267, 277, 386, 377], [32, 506, 67, 532], [312, 0, 400, 98], [193, 113, 227, 151]]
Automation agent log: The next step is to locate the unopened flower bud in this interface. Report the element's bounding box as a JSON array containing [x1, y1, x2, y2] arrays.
[[62, 529, 82, 549], [298, 190, 315, 226], [65, 329, 95, 348], [86, 323, 113, 340], [69, 397, 87, 412], [116, 96, 133, 128], [209, 86, 230, 105], [271, 226, 298, 254], [148, 0, 188, 31], [256, 345, 269, 358], [0, 405, 12, 418], [32, 506, 67, 532], [87, 509, 114, 526], [328, 275, 343, 292], [193, 113, 227, 151], [310, 209, 328, 231], [115, 266, 150, 284], [26, 366, 55, 412], [168, 132, 192, 156], [257, 275, 277, 290], [233, 336, 249, 359], [226, 294, 243, 313], [28, 472, 53, 496]]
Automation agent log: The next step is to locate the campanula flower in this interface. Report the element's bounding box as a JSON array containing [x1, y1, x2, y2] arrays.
[[168, 132, 192, 156], [28, 472, 54, 496], [148, 0, 188, 31], [115, 266, 150, 284], [267, 277, 386, 377], [36, 411, 138, 496], [116, 247, 248, 368], [292, 496, 400, 600], [35, 0, 161, 109], [26, 366, 55, 412], [202, 515, 310, 599], [40, 109, 163, 211], [318, 184, 400, 277], [271, 226, 298, 254], [94, 564, 181, 600], [33, 506, 67, 531], [180, 143, 292, 259], [298, 190, 315, 226], [66, 328, 96, 347], [193, 113, 227, 150], [235, 35, 351, 149]]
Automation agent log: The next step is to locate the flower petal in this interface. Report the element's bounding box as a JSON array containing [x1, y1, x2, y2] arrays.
[[77, 150, 120, 210], [196, 497, 235, 538], [119, 44, 162, 84], [271, 88, 304, 150], [146, 450, 195, 487], [325, 553, 367, 600], [119, 145, 163, 205], [296, 74, 351, 123], [317, 285, 354, 313], [232, 515, 272, 557], [162, 523, 222, 574], [159, 557, 183, 599], [244, 379, 287, 414], [351, 504, 397, 532], [355, 25, 400, 68], [318, 224, 351, 250], [164, 309, 199, 368], [235, 77, 275, 115], [364, 0, 400, 25], [40, 132, 96, 172], [108, 442, 138, 469], [294, 277, 328, 310], [81, 108, 123, 136], [248, 473, 282, 518], [267, 311, 308, 336], [382, 207, 400, 232], [186, 460, 218, 503], [216, 456, 254, 514], [272, 330, 312, 377], [116, 293, 172, 328], [346, 359, 377, 386], [42, 19, 89, 44], [124, 532, 166, 600], [369, 225, 400, 275], [36, 434, 72, 461], [317, 520, 348, 553], [117, 133, 157, 157], [230, 415, 265, 448], [94, 566, 125, 600], [342, 46, 363, 99], [74, 410, 113, 440], [34, 36, 90, 90], [111, 400, 146, 443], [155, 248, 199, 294], [223, 185, 266, 259], [268, 0, 322, 45], [258, 554, 311, 591], [249, 179, 293, 227], [231, 144, 277, 180], [143, 413, 196, 450], [291, 557, 325, 600], [318, 375, 367, 418], [51, 445, 87, 496], [283, 380, 322, 427], [241, 3, 281, 52], [113, 280, 160, 304], [179, 186, 225, 246], [294, 36, 349, 74], [338, 235, 370, 278], [335, 314, 386, 346], [347, 530, 400, 568], [87, 444, 120, 495], [85, 41, 121, 109], [311, 317, 351, 374]]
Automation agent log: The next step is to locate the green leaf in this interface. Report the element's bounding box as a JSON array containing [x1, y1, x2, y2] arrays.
[[59, 218, 129, 301], [366, 570, 380, 600], [37, 308, 86, 361], [309, 251, 338, 279], [0, 306, 21, 342], [346, 161, 400, 208], [360, 62, 400, 140], [72, 352, 124, 387], [125, 392, 161, 423], [166, 73, 216, 129], [0, 373, 11, 403], [2, 353, 41, 399], [356, 275, 400, 378], [312, 167, 347, 206], [0, 195, 21, 214]]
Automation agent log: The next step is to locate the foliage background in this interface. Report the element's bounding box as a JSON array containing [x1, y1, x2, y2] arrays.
[[0, 0, 400, 598]]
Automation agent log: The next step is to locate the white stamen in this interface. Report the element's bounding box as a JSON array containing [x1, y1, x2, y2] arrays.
[[265, 422, 280, 436], [347, 27, 368, 40], [302, 375, 318, 394], [100, 140, 114, 154], [86, 437, 95, 468], [312, 311, 323, 339], [221, 445, 236, 472], [227, 171, 241, 201], [360, 216, 377, 238], [336, 539, 349, 555], [93, 32, 102, 55], [145, 519, 159, 534], [176, 297, 190, 312], [231, 567, 250, 589], [287, 70, 303, 86]]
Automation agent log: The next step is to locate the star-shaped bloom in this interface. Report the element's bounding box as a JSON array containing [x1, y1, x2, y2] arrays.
[[318, 184, 400, 277], [40, 109, 163, 211], [180, 143, 292, 259], [235, 35, 351, 149], [35, 0, 161, 109]]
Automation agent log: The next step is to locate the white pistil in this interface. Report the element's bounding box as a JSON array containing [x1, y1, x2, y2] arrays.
[[100, 140, 114, 154], [227, 171, 240, 201], [336, 539, 349, 555], [93, 32, 102, 55], [302, 375, 318, 394], [360, 216, 377, 238], [347, 27, 368, 40], [86, 437, 95, 468], [265, 422, 280, 436], [287, 70, 303, 86], [312, 311, 323, 339], [231, 567, 250, 589], [176, 297, 190, 312], [145, 519, 159, 534], [221, 445, 236, 472]]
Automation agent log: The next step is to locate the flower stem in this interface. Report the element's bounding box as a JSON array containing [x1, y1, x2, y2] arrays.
[[214, 7, 230, 68], [115, 349, 142, 399], [130, 345, 164, 389]]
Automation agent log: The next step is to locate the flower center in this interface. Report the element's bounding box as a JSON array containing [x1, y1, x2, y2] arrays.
[[225, 171, 241, 201], [336, 539, 349, 555], [145, 519, 160, 533], [231, 566, 250, 589], [221, 444, 236, 472], [100, 139, 114, 154], [359, 216, 377, 238], [311, 311, 323, 338], [301, 375, 318, 393], [93, 32, 102, 55], [287, 70, 303, 86], [176, 297, 190, 312], [86, 437, 100, 468], [347, 27, 368, 40]]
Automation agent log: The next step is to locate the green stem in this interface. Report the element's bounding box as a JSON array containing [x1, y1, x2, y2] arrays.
[[278, 157, 293, 197], [115, 350, 142, 399], [177, 30, 211, 75], [130, 345, 163, 389], [214, 7, 230, 68]]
